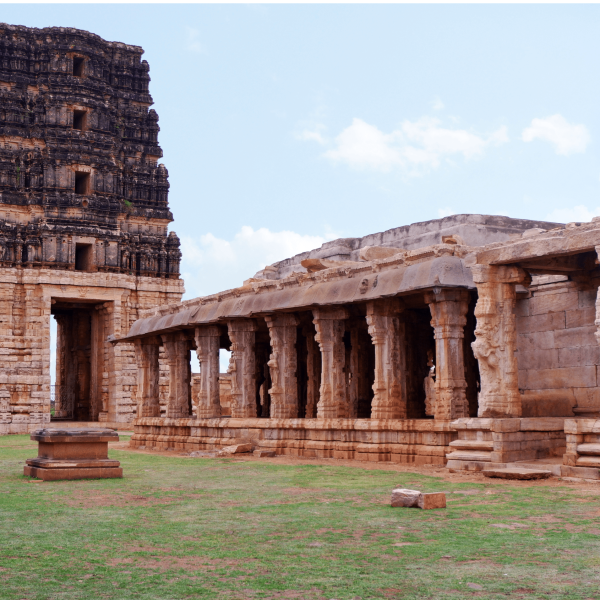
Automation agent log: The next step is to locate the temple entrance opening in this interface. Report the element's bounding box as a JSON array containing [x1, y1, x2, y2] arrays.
[[51, 299, 109, 422]]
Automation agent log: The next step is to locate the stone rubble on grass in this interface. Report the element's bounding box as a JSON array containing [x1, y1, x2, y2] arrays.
[[391, 488, 446, 509], [217, 443, 253, 456], [253, 449, 276, 457]]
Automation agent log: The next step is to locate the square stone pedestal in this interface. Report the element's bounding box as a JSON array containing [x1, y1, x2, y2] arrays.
[[24, 428, 122, 481]]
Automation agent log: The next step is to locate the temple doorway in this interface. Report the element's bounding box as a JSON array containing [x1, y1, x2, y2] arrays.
[[51, 299, 108, 422]]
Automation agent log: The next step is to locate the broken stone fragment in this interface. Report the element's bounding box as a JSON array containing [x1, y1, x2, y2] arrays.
[[217, 443, 253, 456], [391, 488, 446, 509], [253, 449, 276, 457]]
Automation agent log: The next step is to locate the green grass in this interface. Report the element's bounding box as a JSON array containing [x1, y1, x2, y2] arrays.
[[1, 435, 600, 599]]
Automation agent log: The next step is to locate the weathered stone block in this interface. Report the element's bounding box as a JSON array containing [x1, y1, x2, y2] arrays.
[[516, 313, 564, 334], [391, 488, 446, 509], [529, 290, 578, 316]]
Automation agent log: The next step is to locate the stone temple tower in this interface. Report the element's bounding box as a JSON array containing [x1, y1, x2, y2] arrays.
[[0, 23, 184, 432]]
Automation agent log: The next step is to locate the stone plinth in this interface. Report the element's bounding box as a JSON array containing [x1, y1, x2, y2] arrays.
[[131, 417, 457, 465], [24, 428, 122, 481]]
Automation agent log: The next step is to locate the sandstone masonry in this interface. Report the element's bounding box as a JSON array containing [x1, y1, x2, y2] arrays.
[[0, 24, 184, 432]]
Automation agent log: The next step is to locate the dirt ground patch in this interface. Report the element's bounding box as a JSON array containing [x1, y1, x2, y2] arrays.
[[62, 491, 181, 508]]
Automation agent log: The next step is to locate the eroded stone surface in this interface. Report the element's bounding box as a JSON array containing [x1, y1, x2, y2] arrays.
[[0, 23, 184, 433]]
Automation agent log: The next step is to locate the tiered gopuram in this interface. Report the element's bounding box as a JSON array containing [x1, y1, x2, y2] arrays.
[[0, 23, 184, 432]]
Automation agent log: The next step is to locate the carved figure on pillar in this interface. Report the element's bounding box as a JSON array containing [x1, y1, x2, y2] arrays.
[[161, 332, 192, 419], [313, 307, 349, 419], [366, 300, 406, 420], [227, 320, 258, 418], [194, 326, 221, 419], [471, 265, 530, 418], [133, 337, 161, 417], [265, 314, 299, 419], [425, 288, 470, 420]]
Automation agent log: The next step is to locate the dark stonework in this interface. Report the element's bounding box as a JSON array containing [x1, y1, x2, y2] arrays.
[[0, 23, 181, 277]]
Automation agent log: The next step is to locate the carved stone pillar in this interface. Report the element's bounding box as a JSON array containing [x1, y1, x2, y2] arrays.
[[595, 246, 600, 345], [194, 326, 221, 419], [366, 300, 406, 420], [302, 323, 321, 418], [227, 319, 257, 418], [425, 289, 470, 420], [471, 265, 530, 418], [133, 337, 161, 418], [348, 327, 360, 419], [313, 307, 349, 419], [161, 332, 192, 419], [265, 314, 299, 419]]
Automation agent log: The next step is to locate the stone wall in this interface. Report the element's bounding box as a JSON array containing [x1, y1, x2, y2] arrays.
[[131, 417, 457, 465], [0, 268, 183, 434], [515, 275, 600, 416]]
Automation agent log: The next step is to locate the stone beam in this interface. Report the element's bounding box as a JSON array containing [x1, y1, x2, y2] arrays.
[[475, 226, 600, 266]]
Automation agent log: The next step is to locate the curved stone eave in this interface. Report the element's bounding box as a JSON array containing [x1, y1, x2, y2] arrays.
[[119, 255, 475, 342]]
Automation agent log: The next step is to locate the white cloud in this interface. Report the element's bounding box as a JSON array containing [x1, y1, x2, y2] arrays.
[[322, 117, 508, 175], [185, 27, 204, 54], [546, 204, 600, 223], [180, 226, 329, 299], [437, 207, 455, 218], [296, 126, 327, 145], [432, 98, 445, 111], [522, 115, 590, 156]]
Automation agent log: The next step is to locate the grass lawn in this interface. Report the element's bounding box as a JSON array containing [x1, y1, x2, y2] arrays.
[[1, 435, 600, 599]]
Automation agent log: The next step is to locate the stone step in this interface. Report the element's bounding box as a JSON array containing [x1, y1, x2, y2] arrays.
[[510, 461, 562, 476], [576, 456, 600, 468], [482, 467, 553, 480], [446, 450, 492, 462], [449, 440, 493, 451], [576, 443, 600, 455]]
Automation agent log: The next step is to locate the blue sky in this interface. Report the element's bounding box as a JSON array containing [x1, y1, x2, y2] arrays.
[[6, 4, 600, 299]]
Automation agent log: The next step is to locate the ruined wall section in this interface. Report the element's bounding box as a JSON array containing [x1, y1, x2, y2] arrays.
[[515, 275, 600, 416]]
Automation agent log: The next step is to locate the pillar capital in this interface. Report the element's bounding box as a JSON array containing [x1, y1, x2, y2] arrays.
[[470, 264, 530, 285], [313, 307, 349, 321], [194, 325, 221, 338], [227, 319, 258, 333], [264, 313, 299, 329], [366, 298, 404, 317]]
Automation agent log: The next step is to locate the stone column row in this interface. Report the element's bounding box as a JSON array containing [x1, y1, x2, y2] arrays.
[[134, 292, 477, 421]]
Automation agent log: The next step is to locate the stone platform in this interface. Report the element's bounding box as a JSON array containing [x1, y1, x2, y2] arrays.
[[24, 428, 122, 481], [131, 417, 458, 464]]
